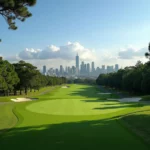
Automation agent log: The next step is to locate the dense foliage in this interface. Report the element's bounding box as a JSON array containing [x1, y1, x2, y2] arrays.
[[67, 78, 96, 85], [0, 0, 36, 30], [0, 60, 66, 96], [0, 0, 36, 42], [96, 61, 150, 94]]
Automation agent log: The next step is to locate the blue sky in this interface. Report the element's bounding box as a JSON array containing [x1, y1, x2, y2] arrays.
[[0, 0, 150, 68]]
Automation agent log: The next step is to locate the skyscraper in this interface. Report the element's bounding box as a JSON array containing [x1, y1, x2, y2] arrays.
[[91, 62, 95, 72], [87, 63, 90, 76], [60, 65, 64, 75], [76, 54, 79, 75], [115, 64, 119, 72], [102, 65, 105, 70], [43, 65, 46, 75]]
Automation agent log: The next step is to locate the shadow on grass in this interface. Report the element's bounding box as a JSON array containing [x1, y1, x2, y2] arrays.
[[121, 112, 150, 146], [93, 103, 142, 110], [0, 114, 150, 150], [81, 99, 118, 103], [69, 85, 119, 99]]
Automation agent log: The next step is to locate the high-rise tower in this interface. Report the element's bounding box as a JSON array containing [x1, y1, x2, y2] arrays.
[[43, 65, 46, 75], [91, 62, 95, 72], [76, 54, 79, 75]]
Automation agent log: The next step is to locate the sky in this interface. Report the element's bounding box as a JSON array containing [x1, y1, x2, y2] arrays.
[[1, 0, 150, 70]]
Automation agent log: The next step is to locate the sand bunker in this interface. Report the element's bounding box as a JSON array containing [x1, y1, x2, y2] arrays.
[[62, 86, 70, 88], [108, 97, 141, 102], [97, 93, 111, 95], [11, 98, 38, 102]]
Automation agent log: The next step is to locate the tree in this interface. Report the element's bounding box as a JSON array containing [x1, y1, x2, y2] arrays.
[[0, 0, 36, 41], [141, 69, 150, 94], [0, 0, 36, 29], [145, 43, 150, 59], [0, 60, 19, 96], [13, 60, 39, 95]]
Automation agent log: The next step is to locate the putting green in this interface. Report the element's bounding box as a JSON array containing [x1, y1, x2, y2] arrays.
[[26, 99, 129, 116]]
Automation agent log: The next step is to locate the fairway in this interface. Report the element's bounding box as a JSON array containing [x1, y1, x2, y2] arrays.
[[0, 84, 150, 150]]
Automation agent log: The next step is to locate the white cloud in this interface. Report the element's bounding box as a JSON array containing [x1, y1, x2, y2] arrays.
[[4, 43, 149, 70], [18, 42, 96, 61], [4, 55, 20, 62], [118, 46, 147, 59], [19, 48, 41, 60]]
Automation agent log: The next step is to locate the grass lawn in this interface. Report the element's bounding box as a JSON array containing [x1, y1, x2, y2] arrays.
[[0, 84, 150, 150]]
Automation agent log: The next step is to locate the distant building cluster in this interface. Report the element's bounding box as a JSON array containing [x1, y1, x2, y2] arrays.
[[42, 54, 119, 78]]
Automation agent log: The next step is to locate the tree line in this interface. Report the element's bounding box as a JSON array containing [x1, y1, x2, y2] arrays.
[[96, 61, 150, 94], [67, 78, 96, 85], [0, 60, 66, 96]]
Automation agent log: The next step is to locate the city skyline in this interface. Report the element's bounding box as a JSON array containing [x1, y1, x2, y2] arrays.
[[0, 1, 149, 69], [43, 54, 119, 78]]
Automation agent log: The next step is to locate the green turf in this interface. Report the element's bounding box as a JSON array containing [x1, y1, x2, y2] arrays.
[[0, 104, 17, 131], [26, 99, 135, 116], [0, 84, 150, 150]]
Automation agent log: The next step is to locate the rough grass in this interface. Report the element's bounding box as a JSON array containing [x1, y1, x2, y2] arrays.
[[0, 84, 150, 150]]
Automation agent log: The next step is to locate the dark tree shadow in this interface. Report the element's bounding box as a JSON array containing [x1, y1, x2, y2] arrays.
[[0, 113, 150, 150], [69, 85, 119, 99], [93, 103, 142, 110]]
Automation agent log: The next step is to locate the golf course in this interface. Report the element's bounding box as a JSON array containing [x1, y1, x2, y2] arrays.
[[0, 84, 150, 150]]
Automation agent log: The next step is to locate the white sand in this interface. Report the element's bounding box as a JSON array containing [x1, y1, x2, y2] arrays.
[[62, 86, 68, 88], [11, 98, 37, 102], [108, 97, 141, 102], [97, 93, 111, 95]]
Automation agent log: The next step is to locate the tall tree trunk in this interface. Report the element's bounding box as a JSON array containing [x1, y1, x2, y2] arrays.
[[14, 90, 17, 96], [25, 88, 27, 95], [7, 90, 9, 96], [4, 90, 6, 96], [20, 89, 22, 95]]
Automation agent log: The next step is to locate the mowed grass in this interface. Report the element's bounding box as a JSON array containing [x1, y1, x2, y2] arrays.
[[0, 84, 150, 150], [0, 104, 17, 130]]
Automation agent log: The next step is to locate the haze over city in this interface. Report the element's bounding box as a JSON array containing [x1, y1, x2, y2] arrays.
[[0, 0, 149, 69]]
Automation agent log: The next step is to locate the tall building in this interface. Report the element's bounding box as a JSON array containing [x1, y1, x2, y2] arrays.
[[96, 67, 101, 76], [102, 65, 105, 74], [115, 64, 119, 72], [107, 66, 110, 73], [76, 54, 79, 75], [87, 63, 90, 76], [107, 66, 114, 73], [60, 65, 64, 75], [65, 66, 68, 73], [80, 61, 84, 75], [91, 62, 95, 72], [72, 66, 76, 75], [43, 65, 46, 75], [55, 68, 59, 76], [102, 65, 105, 70]]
